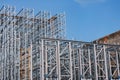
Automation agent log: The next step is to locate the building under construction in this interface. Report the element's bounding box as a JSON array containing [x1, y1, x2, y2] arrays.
[[0, 5, 120, 80]]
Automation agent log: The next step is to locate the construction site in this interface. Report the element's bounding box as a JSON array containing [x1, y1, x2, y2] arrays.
[[0, 5, 120, 80]]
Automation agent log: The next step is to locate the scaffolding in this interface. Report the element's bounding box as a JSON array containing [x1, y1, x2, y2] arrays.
[[39, 38, 120, 80], [0, 5, 120, 80], [0, 5, 65, 80]]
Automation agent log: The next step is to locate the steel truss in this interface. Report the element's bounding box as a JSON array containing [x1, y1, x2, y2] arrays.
[[0, 5, 120, 80], [39, 38, 120, 80]]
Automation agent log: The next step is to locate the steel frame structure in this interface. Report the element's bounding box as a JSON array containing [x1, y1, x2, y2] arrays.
[[0, 5, 65, 80], [39, 38, 120, 80], [0, 5, 120, 80]]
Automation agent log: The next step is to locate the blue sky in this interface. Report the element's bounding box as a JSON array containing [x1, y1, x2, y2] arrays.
[[0, 0, 120, 41]]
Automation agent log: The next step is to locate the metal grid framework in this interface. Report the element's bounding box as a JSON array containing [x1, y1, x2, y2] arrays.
[[0, 5, 65, 80], [40, 38, 120, 80], [0, 5, 120, 80]]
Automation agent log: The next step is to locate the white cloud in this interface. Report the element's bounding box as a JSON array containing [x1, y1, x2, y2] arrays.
[[75, 0, 106, 6]]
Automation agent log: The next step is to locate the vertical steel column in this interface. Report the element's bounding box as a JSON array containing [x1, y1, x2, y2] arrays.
[[13, 7, 17, 80], [18, 33, 21, 80], [4, 26, 6, 80], [88, 48, 92, 78], [116, 50, 120, 79], [94, 44, 98, 80], [11, 19, 14, 80], [79, 48, 82, 80], [3, 6, 6, 80], [30, 43, 33, 80], [117, 48, 120, 79], [56, 41, 61, 80], [2, 41, 3, 80], [108, 51, 112, 79], [44, 45, 48, 80], [72, 48, 76, 80], [14, 30, 17, 80], [103, 45, 108, 80], [69, 42, 73, 80], [41, 39, 44, 80], [31, 9, 34, 80], [118, 50, 120, 79], [25, 33, 27, 80]]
